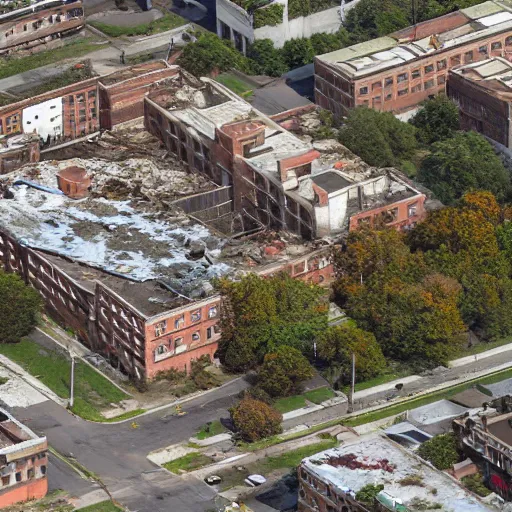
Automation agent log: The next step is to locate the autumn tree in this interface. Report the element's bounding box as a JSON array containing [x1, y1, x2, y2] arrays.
[[257, 346, 314, 397], [417, 131, 510, 205], [217, 273, 328, 372], [230, 398, 282, 442], [0, 271, 41, 343], [317, 325, 386, 386]]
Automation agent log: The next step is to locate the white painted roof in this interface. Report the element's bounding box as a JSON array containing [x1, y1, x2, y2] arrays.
[[477, 11, 512, 26]]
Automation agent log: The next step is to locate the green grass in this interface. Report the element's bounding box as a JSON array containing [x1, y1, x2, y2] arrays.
[[273, 394, 307, 413], [341, 370, 411, 394], [196, 419, 227, 440], [303, 386, 336, 404], [0, 376, 7, 385], [77, 501, 124, 512], [89, 13, 187, 38], [163, 452, 213, 473], [215, 73, 254, 98], [0, 339, 130, 422], [273, 386, 336, 413], [456, 337, 512, 358], [0, 39, 105, 79]]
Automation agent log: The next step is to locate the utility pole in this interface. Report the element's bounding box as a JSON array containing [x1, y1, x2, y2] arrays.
[[348, 352, 356, 413], [69, 354, 75, 409]]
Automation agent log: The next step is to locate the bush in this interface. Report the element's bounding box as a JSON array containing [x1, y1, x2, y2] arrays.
[[462, 473, 491, 497], [247, 39, 288, 77], [253, 3, 283, 28], [238, 387, 274, 405], [257, 346, 314, 398], [417, 433, 459, 470], [0, 270, 41, 343], [356, 483, 384, 504], [154, 367, 187, 384], [230, 398, 282, 442], [282, 38, 315, 69], [191, 355, 220, 390]]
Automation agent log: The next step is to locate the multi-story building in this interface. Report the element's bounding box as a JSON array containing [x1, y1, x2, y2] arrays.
[[447, 56, 512, 148], [298, 435, 492, 512], [315, 0, 512, 119], [0, 0, 85, 55], [0, 408, 48, 508]]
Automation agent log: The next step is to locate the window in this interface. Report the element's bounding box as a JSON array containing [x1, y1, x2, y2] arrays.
[[384, 76, 393, 87], [479, 45, 488, 54], [385, 93, 392, 101], [437, 59, 446, 70], [156, 344, 167, 355], [372, 81, 382, 91], [398, 88, 408, 96], [192, 331, 200, 342], [408, 203, 418, 217], [5, 113, 20, 134], [411, 84, 422, 93], [411, 69, 420, 79], [373, 95, 381, 102], [438, 75, 446, 85], [174, 315, 184, 329], [154, 320, 167, 337], [207, 327, 213, 339], [424, 64, 434, 74], [27, 469, 35, 480], [23, 24, 27, 31], [397, 72, 408, 83], [15, 473, 21, 483], [491, 41, 503, 50], [464, 50, 473, 63], [507, 36, 512, 46], [208, 306, 218, 318], [175, 337, 184, 346], [358, 216, 370, 226], [190, 309, 201, 322], [450, 55, 461, 66], [424, 79, 435, 90], [294, 261, 306, 274], [40, 465, 46, 475], [359, 86, 368, 95], [1, 476, 9, 486]]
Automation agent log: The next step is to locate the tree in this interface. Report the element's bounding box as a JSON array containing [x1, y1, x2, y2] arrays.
[[310, 29, 350, 55], [417, 433, 460, 470], [177, 32, 247, 77], [317, 325, 386, 385], [282, 38, 315, 69], [230, 398, 282, 442], [410, 95, 460, 144], [247, 39, 288, 77], [338, 107, 417, 167], [417, 131, 510, 205], [217, 273, 328, 372], [0, 271, 41, 343], [257, 345, 314, 397]]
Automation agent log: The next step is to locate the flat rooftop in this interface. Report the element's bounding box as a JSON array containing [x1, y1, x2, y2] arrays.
[[450, 57, 512, 94], [487, 413, 512, 446], [0, 408, 41, 451], [302, 435, 493, 512], [311, 171, 353, 193], [316, 1, 512, 79]]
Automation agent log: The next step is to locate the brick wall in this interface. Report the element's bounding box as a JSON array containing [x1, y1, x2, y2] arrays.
[[0, 478, 48, 508]]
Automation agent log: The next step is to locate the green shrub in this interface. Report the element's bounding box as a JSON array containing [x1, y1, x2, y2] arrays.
[[417, 433, 459, 470], [230, 398, 282, 442], [282, 38, 315, 69], [356, 484, 384, 504], [253, 3, 283, 28], [247, 39, 288, 77], [461, 473, 491, 497]]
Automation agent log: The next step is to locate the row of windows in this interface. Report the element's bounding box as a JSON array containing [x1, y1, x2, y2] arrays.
[[153, 305, 218, 337], [154, 325, 218, 360], [358, 36, 512, 97], [357, 203, 418, 226]]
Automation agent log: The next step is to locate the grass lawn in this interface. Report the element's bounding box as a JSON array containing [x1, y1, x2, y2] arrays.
[[217, 438, 337, 491], [0, 339, 130, 422], [78, 501, 124, 512], [273, 386, 336, 413], [163, 452, 213, 473], [196, 419, 227, 440], [0, 39, 105, 79], [89, 13, 187, 38], [215, 73, 253, 98]]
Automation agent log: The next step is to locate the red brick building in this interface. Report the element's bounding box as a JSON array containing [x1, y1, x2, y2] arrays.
[[0, 0, 85, 55], [0, 408, 48, 509], [315, 1, 512, 118], [447, 56, 512, 147]]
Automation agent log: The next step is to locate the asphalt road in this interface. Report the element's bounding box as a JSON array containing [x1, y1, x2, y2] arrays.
[[5, 366, 249, 511]]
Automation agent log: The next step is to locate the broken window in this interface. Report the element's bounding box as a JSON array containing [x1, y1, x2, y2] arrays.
[[385, 208, 398, 223], [438, 75, 446, 85], [190, 309, 201, 323], [385, 93, 393, 101], [437, 59, 446, 70], [408, 203, 417, 217], [1, 476, 9, 486], [358, 216, 370, 226], [40, 465, 46, 475], [492, 41, 503, 50], [424, 64, 434, 74], [27, 469, 35, 480], [398, 88, 408, 96], [154, 320, 167, 337], [384, 77, 393, 87], [156, 344, 167, 355], [411, 84, 422, 93], [464, 50, 473, 63], [479, 45, 488, 54], [450, 55, 461, 66], [15, 473, 21, 483], [174, 315, 185, 329], [208, 306, 218, 318], [411, 69, 420, 79], [424, 79, 435, 90], [207, 327, 213, 339], [397, 72, 408, 83], [359, 86, 368, 95], [294, 261, 306, 274], [175, 337, 184, 346], [5, 114, 20, 134], [192, 331, 200, 342], [507, 36, 512, 46]]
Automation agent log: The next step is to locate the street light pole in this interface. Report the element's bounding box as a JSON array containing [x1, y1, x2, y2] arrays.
[[69, 354, 75, 409]]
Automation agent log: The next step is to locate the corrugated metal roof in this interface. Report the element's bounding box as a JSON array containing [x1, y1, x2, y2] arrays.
[[461, 0, 504, 20]]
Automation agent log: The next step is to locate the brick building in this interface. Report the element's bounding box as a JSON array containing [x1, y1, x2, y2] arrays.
[[447, 56, 512, 147], [0, 408, 48, 509], [144, 73, 427, 239], [0, 0, 85, 56], [298, 435, 491, 512], [315, 1, 512, 118]]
